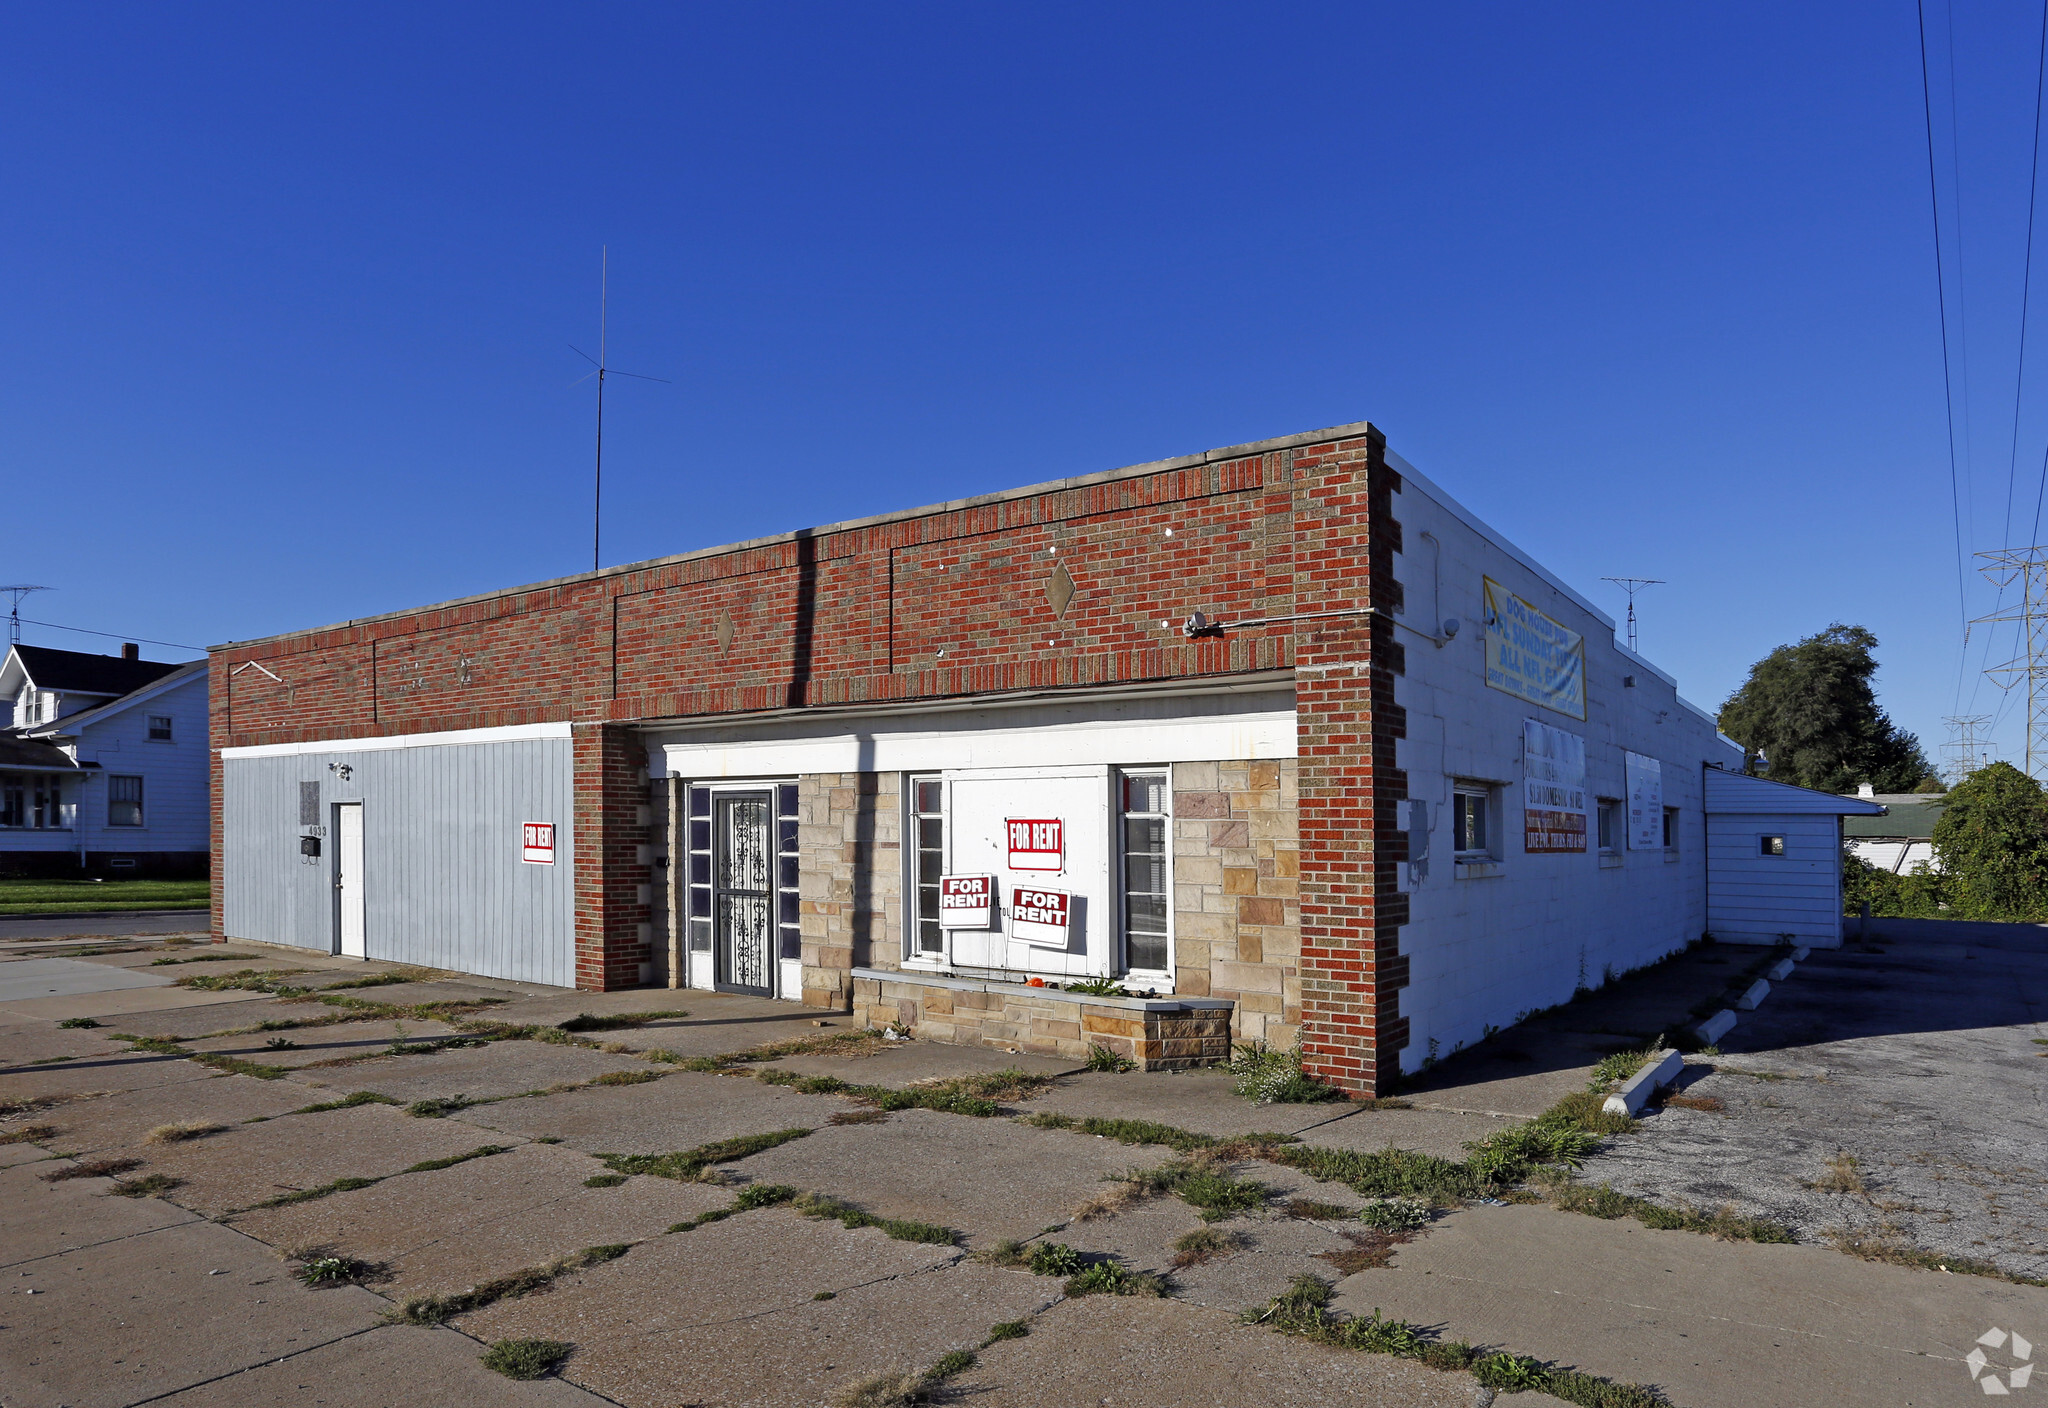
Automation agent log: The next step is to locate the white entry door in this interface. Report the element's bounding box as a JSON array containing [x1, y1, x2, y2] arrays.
[[946, 768, 1111, 980], [334, 802, 366, 959]]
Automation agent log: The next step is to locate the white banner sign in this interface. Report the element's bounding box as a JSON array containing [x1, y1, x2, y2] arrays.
[[1484, 577, 1587, 720], [1523, 720, 1587, 853], [1625, 752, 1663, 851]]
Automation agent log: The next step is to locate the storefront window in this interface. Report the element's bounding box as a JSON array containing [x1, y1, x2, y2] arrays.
[[1120, 771, 1170, 973], [911, 775, 944, 955]]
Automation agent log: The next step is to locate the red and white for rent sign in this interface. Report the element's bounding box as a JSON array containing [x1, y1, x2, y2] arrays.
[[938, 874, 994, 928], [1009, 885, 1071, 946], [521, 822, 556, 865], [1005, 817, 1064, 871]]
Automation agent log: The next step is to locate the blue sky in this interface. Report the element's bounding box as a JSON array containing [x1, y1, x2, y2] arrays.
[[4, 3, 2043, 772]]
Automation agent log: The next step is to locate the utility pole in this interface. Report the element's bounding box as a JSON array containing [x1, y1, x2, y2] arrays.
[[0, 586, 50, 647], [1974, 546, 2048, 780], [1602, 577, 1664, 654], [1940, 714, 1993, 787]]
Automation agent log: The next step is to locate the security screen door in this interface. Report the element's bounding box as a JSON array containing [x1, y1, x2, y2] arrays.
[[713, 791, 775, 996]]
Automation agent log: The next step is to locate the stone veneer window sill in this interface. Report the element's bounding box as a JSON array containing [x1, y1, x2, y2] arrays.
[[1454, 859, 1502, 879], [850, 966, 1233, 1012]]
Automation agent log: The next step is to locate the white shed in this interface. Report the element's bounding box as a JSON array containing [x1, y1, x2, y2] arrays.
[[1703, 770, 1886, 948]]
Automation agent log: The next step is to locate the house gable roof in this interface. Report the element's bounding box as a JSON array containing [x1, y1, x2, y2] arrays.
[[2, 645, 190, 699], [13, 661, 207, 738]]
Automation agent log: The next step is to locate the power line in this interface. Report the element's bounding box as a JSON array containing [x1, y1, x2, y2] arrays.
[[14, 618, 204, 654], [2002, 0, 2048, 552], [1919, 0, 1974, 711]]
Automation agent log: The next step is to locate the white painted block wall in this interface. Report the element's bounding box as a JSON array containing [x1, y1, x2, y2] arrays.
[[1385, 453, 1741, 1071]]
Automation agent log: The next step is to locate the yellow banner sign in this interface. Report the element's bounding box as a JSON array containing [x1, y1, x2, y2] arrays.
[[1484, 578, 1586, 720]]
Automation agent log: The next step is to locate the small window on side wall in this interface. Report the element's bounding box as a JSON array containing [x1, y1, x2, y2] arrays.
[[1119, 770, 1170, 975], [108, 775, 144, 827], [1663, 807, 1679, 851], [1596, 799, 1621, 853], [1760, 834, 1786, 856], [148, 715, 173, 741], [1452, 784, 1492, 858]]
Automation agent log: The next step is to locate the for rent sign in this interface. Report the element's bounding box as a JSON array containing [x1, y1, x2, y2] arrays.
[[1005, 817, 1064, 871], [521, 822, 556, 865], [1009, 885, 1071, 946], [938, 874, 995, 928]]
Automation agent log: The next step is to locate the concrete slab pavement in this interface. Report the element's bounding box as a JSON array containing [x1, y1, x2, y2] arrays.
[[20, 1071, 317, 1155], [141, 1322, 619, 1407], [761, 1038, 1078, 1088], [0, 1155, 203, 1269], [450, 1067, 849, 1153], [233, 1140, 731, 1297], [1342, 1200, 2048, 1408], [0, 956, 171, 1002], [280, 1039, 651, 1104], [1, 1216, 389, 1408]]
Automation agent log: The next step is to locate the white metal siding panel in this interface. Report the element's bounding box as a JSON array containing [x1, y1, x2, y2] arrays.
[[1707, 813, 1842, 944], [222, 736, 575, 986]]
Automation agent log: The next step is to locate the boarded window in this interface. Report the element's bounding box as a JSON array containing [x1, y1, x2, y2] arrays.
[[299, 781, 320, 826]]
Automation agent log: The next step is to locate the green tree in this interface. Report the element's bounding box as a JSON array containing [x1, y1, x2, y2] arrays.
[[1929, 761, 2048, 920], [1718, 624, 1932, 793]]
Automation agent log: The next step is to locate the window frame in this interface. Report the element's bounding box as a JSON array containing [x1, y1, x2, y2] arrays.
[[1451, 782, 1495, 860], [147, 715, 174, 742], [1116, 768, 1173, 982], [1595, 797, 1622, 854], [1662, 806, 1680, 852], [906, 773, 947, 963], [107, 774, 145, 828], [1759, 834, 1786, 857]]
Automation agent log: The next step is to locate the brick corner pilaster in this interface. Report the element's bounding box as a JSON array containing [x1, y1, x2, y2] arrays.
[[573, 722, 653, 992]]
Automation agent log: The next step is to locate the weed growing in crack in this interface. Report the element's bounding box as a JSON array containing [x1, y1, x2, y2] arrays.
[[1063, 1257, 1168, 1297], [145, 1120, 225, 1144], [482, 1339, 573, 1380], [110, 1173, 183, 1198], [40, 1156, 142, 1182], [794, 1192, 956, 1245], [599, 1128, 813, 1182], [1171, 1227, 1244, 1267]]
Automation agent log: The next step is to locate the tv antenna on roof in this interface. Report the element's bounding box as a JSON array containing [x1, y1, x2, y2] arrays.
[[1602, 577, 1664, 654], [570, 247, 670, 574], [1, 586, 51, 647]]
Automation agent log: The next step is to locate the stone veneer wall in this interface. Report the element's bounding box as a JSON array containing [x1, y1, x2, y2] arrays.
[[851, 973, 1231, 1069], [797, 771, 901, 1010], [1172, 759, 1301, 1049]]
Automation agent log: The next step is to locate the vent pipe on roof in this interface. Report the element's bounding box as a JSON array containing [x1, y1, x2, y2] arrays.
[[121, 643, 138, 661]]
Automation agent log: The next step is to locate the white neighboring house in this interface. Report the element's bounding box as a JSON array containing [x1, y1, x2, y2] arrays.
[[0, 644, 209, 878]]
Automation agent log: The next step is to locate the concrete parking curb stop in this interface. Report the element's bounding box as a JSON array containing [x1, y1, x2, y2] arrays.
[[1766, 956, 1796, 981], [1735, 979, 1771, 1010], [1601, 1048, 1685, 1117], [1694, 1008, 1738, 1045]]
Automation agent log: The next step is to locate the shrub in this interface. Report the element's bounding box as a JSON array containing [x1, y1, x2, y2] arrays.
[[1027, 1242, 1084, 1276], [1227, 1040, 1344, 1104], [1084, 1043, 1136, 1072], [1357, 1198, 1430, 1232]]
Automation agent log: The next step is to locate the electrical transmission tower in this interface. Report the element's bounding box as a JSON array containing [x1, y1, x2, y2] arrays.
[[1974, 546, 2048, 781], [1602, 577, 1664, 653], [1940, 714, 1993, 787]]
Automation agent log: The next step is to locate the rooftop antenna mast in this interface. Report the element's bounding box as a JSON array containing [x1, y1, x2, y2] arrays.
[[1601, 577, 1664, 654], [1, 586, 50, 647], [570, 248, 669, 573]]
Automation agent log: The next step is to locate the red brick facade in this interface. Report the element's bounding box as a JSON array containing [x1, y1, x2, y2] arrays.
[[211, 422, 1410, 1093]]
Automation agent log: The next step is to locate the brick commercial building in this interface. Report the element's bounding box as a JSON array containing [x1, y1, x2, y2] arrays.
[[212, 420, 1754, 1096]]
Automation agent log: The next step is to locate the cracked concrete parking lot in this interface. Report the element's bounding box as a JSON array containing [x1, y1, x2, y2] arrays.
[[1, 923, 2045, 1408]]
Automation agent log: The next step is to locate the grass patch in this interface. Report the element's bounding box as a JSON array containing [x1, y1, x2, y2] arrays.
[[1084, 1042, 1136, 1072], [193, 1052, 292, 1080], [56, 1016, 102, 1028], [1286, 1197, 1353, 1220], [1542, 1177, 1795, 1243], [733, 1182, 798, 1209], [1319, 1226, 1415, 1273], [110, 1173, 184, 1198], [558, 1010, 691, 1032], [1822, 1228, 2048, 1286], [174, 968, 313, 994], [40, 1156, 143, 1182], [151, 952, 258, 966], [29, 1055, 75, 1064], [1063, 1257, 1168, 1297], [293, 1091, 401, 1114], [1020, 1112, 1220, 1152], [482, 1338, 573, 1380], [1588, 1047, 1655, 1089], [404, 1096, 478, 1118], [295, 1254, 377, 1286], [146, 1120, 226, 1144], [1026, 1242, 1083, 1276], [1806, 1153, 1866, 1195], [1660, 1093, 1724, 1112], [0, 877, 210, 913], [600, 1127, 813, 1182], [1171, 1227, 1244, 1267], [1244, 1275, 1668, 1407], [583, 1173, 628, 1188], [404, 1145, 507, 1175], [1228, 1039, 1348, 1104], [395, 1245, 632, 1324], [829, 1109, 889, 1126], [984, 1320, 1029, 1343], [322, 968, 443, 990], [589, 1069, 664, 1086], [795, 1191, 957, 1245], [250, 1175, 382, 1209], [0, 1123, 58, 1145]]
